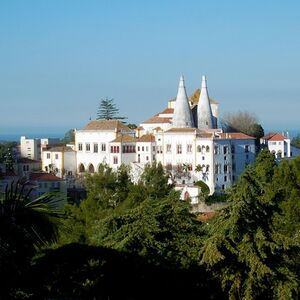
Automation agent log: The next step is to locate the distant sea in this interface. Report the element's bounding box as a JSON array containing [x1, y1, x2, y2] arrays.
[[0, 133, 64, 142]]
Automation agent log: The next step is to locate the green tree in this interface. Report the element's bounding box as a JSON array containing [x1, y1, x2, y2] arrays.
[[291, 134, 300, 147], [97, 97, 126, 120], [201, 149, 299, 299], [0, 182, 63, 297], [222, 111, 264, 138], [140, 162, 172, 199], [62, 128, 75, 144]]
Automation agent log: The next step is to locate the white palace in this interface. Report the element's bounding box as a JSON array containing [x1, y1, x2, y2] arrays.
[[73, 76, 256, 195]]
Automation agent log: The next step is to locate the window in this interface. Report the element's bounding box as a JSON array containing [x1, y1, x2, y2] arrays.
[[224, 156, 227, 161], [202, 156, 205, 160], [206, 146, 210, 152], [142, 146, 144, 151], [101, 143, 106, 152], [44, 182, 48, 188], [153, 146, 155, 152], [224, 164, 228, 174], [206, 165, 210, 172], [138, 146, 140, 151], [166, 144, 172, 153], [86, 143, 90, 152], [55, 154, 59, 159], [224, 175, 227, 182], [146, 146, 149, 152], [78, 143, 83, 151], [246, 154, 249, 160], [245, 145, 249, 153], [231, 145, 235, 153], [197, 145, 201, 152], [153, 155, 155, 161], [187, 144, 192, 153], [94, 143, 98, 153], [47, 153, 50, 159], [113, 156, 118, 164], [111, 146, 120, 153], [146, 156, 149, 161], [177, 144, 182, 154], [224, 146, 228, 154], [214, 146, 219, 154]]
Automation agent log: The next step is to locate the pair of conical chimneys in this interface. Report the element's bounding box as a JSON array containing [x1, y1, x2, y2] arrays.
[[172, 75, 214, 129]]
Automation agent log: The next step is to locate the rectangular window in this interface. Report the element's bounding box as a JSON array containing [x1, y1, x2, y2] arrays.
[[86, 143, 90, 152], [101, 143, 106, 152], [47, 153, 50, 159], [177, 144, 182, 154], [187, 144, 192, 153], [138, 146, 140, 151], [113, 156, 118, 164], [224, 164, 228, 174], [214, 146, 219, 154], [224, 146, 228, 154], [153, 146, 155, 152], [55, 154, 59, 159], [146, 146, 149, 152], [224, 175, 227, 182], [142, 146, 144, 151], [94, 143, 98, 153], [166, 144, 172, 153], [78, 143, 83, 151], [245, 145, 249, 153]]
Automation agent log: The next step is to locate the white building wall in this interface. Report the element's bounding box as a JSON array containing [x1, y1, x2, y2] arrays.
[[75, 130, 117, 172]]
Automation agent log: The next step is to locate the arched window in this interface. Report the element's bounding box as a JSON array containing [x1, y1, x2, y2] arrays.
[[184, 191, 190, 200], [88, 164, 95, 173], [78, 163, 85, 173], [206, 146, 210, 152]]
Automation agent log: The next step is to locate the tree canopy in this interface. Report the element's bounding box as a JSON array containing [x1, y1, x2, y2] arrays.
[[97, 97, 126, 121], [222, 111, 264, 139]]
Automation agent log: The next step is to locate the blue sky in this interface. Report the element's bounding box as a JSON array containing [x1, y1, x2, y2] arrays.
[[0, 0, 299, 136]]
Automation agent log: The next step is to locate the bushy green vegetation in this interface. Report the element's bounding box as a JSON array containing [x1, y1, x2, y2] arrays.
[[1, 156, 299, 299]]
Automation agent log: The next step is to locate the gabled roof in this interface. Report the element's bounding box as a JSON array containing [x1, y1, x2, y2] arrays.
[[29, 172, 63, 182], [45, 146, 74, 152], [263, 133, 287, 141], [81, 120, 131, 131], [110, 135, 136, 143], [17, 157, 40, 164], [141, 116, 172, 124], [166, 128, 197, 133], [137, 134, 155, 142], [159, 108, 174, 114]]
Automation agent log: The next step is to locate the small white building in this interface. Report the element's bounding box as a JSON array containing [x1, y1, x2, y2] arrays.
[[42, 146, 76, 178], [261, 133, 291, 159], [20, 136, 60, 161]]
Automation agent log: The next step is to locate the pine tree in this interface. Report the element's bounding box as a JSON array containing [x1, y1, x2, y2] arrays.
[[96, 98, 126, 120]]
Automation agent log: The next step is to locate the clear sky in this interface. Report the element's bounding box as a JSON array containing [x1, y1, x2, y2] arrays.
[[0, 0, 299, 137]]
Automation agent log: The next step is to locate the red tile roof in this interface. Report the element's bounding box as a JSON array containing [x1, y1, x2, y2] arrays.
[[46, 146, 74, 152], [263, 133, 286, 141], [166, 128, 197, 133], [29, 172, 63, 181], [110, 135, 136, 143], [81, 120, 131, 131], [218, 132, 255, 140], [159, 108, 174, 114], [137, 134, 155, 142], [142, 116, 172, 124]]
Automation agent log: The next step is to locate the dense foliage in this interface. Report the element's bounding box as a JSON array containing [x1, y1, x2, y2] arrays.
[[1, 155, 299, 299]]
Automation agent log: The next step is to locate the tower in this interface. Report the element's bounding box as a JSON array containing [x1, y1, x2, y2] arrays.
[[172, 76, 194, 128], [197, 76, 215, 129]]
